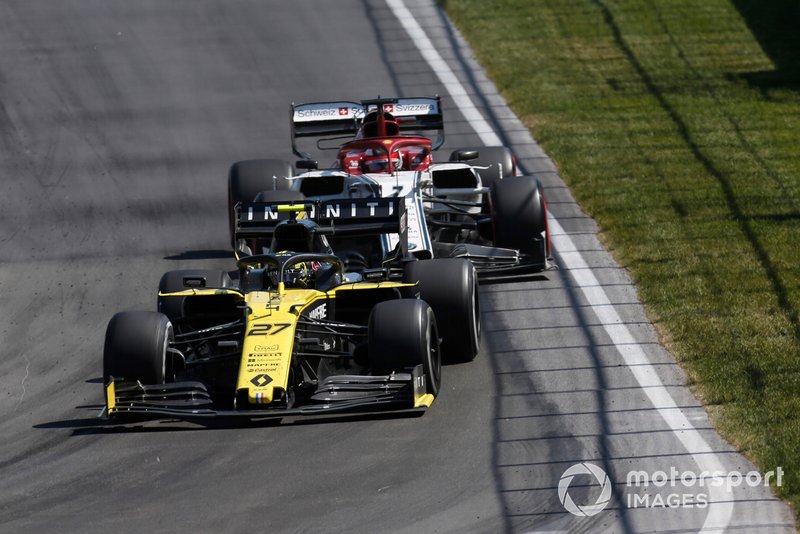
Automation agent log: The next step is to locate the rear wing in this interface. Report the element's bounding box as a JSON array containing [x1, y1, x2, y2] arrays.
[[235, 197, 408, 256], [291, 101, 363, 141], [291, 96, 444, 159], [362, 97, 444, 133]]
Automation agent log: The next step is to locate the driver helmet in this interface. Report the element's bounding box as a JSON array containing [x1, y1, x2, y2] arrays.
[[266, 253, 320, 289], [361, 148, 402, 173]]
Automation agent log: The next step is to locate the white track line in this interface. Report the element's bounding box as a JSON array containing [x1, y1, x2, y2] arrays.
[[386, 0, 734, 531]]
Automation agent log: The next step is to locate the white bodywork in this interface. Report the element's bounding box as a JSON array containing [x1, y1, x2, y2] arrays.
[[289, 162, 487, 259]]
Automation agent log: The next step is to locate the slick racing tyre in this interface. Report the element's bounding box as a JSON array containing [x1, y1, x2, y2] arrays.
[[228, 159, 293, 247], [404, 258, 480, 364], [369, 299, 441, 397], [449, 146, 515, 189], [157, 269, 233, 322], [103, 311, 173, 385], [490, 175, 550, 261], [253, 190, 305, 203]]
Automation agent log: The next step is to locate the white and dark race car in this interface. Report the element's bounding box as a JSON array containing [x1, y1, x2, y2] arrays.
[[103, 198, 480, 421], [227, 96, 551, 277]]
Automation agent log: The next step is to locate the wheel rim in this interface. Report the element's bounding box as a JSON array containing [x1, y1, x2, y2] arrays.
[[472, 275, 480, 352], [160, 322, 172, 384], [426, 309, 441, 392]]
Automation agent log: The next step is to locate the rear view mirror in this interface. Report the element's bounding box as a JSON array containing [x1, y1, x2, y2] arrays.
[[296, 159, 318, 170], [452, 149, 478, 162]]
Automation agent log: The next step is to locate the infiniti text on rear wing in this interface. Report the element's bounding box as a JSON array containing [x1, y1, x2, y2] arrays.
[[235, 197, 407, 252]]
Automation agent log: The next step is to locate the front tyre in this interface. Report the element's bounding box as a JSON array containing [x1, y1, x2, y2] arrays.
[[369, 299, 441, 397], [491, 175, 550, 261], [157, 269, 233, 322], [404, 258, 480, 364], [103, 311, 173, 385]]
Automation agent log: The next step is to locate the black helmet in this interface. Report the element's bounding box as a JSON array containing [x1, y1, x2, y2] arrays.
[[269, 219, 332, 255]]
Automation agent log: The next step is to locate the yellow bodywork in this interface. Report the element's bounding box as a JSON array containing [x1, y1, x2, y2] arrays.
[[237, 288, 315, 405], [415, 393, 434, 408], [105, 379, 116, 412], [157, 280, 417, 408]]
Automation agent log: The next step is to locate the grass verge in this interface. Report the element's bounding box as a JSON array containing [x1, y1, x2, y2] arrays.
[[443, 0, 800, 517]]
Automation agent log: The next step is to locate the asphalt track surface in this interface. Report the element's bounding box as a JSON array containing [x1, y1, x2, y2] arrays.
[[0, 1, 794, 532]]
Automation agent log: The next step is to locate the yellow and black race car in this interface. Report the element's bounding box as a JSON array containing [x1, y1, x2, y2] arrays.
[[102, 198, 479, 419]]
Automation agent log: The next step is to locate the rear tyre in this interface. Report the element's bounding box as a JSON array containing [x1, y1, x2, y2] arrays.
[[404, 258, 480, 363], [253, 190, 305, 203], [103, 311, 173, 385], [157, 269, 233, 322], [158, 269, 233, 293], [228, 159, 293, 247], [449, 146, 515, 189], [491, 175, 549, 261], [369, 299, 441, 397]]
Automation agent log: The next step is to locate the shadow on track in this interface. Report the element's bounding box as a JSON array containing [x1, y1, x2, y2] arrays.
[[163, 250, 232, 261], [34, 408, 424, 436], [481, 263, 635, 533]]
